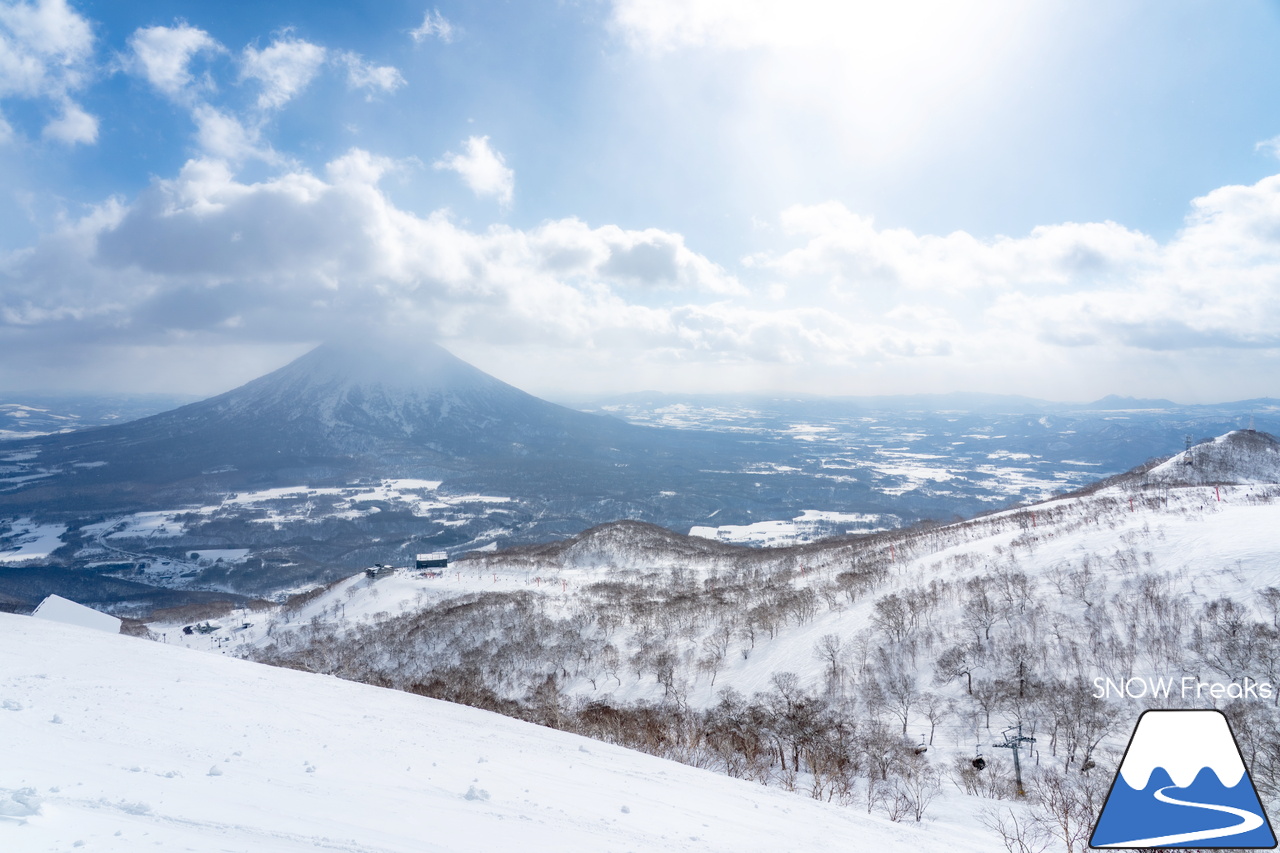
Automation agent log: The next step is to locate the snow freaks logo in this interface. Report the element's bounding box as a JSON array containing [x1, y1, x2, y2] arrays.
[[1092, 676, 1274, 701], [1090, 710, 1277, 849]]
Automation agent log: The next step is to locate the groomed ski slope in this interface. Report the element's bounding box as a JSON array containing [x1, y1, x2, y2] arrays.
[[0, 613, 995, 853]]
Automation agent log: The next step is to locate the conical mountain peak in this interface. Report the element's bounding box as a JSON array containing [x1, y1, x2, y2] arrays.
[[3, 340, 646, 505], [272, 340, 504, 394], [205, 340, 549, 437]]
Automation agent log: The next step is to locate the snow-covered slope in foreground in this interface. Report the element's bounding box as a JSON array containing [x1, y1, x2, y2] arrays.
[[0, 613, 992, 853]]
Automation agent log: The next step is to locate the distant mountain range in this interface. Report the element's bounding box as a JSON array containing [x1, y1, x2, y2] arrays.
[[3, 342, 1279, 603], [565, 389, 1280, 415]]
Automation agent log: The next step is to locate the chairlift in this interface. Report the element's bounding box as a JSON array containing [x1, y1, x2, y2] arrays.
[[972, 743, 986, 771], [913, 734, 928, 755]]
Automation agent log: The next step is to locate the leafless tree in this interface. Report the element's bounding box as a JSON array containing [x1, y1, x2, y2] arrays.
[[814, 633, 846, 695], [1030, 768, 1106, 853], [977, 805, 1051, 853]]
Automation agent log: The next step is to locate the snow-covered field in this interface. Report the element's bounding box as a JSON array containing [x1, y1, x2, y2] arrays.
[[0, 613, 998, 853], [690, 509, 895, 545], [57, 479, 521, 585], [589, 398, 1144, 504], [0, 519, 68, 564], [77, 480, 477, 543]]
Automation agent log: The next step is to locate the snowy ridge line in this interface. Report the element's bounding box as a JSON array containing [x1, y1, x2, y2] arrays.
[[497, 481, 1273, 580]]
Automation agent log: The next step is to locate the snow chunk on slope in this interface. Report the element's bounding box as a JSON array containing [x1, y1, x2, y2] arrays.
[[32, 595, 121, 634]]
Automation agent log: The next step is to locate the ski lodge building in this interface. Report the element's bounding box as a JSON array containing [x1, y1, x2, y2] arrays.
[[415, 552, 448, 570]]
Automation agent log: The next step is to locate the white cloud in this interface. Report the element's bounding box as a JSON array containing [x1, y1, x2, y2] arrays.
[[126, 22, 222, 99], [0, 150, 737, 352], [0, 0, 97, 145], [610, 0, 769, 52], [608, 0, 1054, 186], [336, 51, 405, 97], [240, 35, 326, 110], [127, 28, 401, 160], [410, 9, 453, 44], [0, 141, 1047, 394], [8, 137, 1280, 399], [435, 137, 514, 210], [41, 96, 96, 143], [191, 104, 274, 163], [531, 220, 742, 294], [433, 135, 514, 207], [755, 201, 1156, 295], [610, 0, 1031, 53], [1255, 136, 1280, 160], [749, 181, 1280, 360], [0, 0, 93, 95]]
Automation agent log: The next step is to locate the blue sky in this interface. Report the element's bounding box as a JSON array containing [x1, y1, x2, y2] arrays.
[[4, 0, 1280, 402]]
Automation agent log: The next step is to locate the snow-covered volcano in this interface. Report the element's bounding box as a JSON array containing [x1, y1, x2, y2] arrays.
[[192, 340, 637, 452], [0, 341, 664, 508]]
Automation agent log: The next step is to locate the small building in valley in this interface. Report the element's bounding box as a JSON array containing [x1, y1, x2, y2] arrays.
[[415, 552, 448, 570]]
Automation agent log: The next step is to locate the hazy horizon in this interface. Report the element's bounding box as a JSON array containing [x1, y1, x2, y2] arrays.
[[3, 339, 1278, 410]]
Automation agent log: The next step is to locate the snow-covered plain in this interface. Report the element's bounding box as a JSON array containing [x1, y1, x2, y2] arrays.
[[590, 398, 1143, 505], [690, 509, 894, 545], [78, 480, 464, 544], [0, 519, 68, 564], [60, 479, 519, 587], [0, 613, 996, 853]]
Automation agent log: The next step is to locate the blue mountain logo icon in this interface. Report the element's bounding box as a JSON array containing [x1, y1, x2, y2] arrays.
[[1091, 709, 1276, 848]]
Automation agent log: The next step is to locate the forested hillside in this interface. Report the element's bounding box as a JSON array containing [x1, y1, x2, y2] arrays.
[[209, 433, 1280, 851]]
